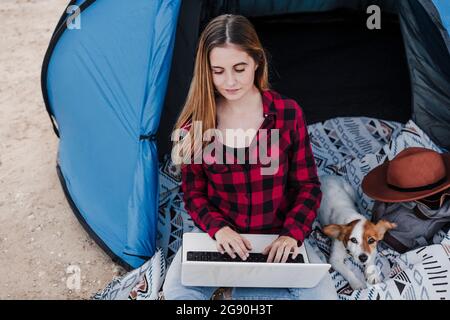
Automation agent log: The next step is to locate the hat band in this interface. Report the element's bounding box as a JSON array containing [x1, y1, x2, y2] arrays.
[[387, 177, 446, 193]]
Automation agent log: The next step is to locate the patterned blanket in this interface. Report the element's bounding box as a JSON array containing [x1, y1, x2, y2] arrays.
[[93, 118, 450, 300]]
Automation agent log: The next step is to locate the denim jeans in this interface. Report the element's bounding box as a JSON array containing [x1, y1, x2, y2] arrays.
[[163, 227, 338, 300]]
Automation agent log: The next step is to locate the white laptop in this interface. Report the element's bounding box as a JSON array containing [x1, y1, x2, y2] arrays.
[[181, 232, 331, 288]]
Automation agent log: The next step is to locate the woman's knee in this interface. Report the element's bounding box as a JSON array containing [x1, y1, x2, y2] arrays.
[[162, 246, 215, 300], [163, 281, 214, 300]]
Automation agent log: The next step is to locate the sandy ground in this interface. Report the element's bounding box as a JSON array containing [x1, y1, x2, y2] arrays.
[[0, 0, 126, 299]]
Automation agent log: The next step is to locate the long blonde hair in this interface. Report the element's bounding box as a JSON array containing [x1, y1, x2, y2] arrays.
[[172, 14, 270, 164]]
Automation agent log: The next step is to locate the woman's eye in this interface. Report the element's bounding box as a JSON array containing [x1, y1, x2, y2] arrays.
[[350, 238, 358, 244], [212, 69, 244, 74], [368, 238, 375, 244]]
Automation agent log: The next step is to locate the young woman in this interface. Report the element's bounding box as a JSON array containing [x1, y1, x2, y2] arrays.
[[164, 14, 337, 300]]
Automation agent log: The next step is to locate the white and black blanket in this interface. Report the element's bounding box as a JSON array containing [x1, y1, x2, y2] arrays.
[[93, 118, 450, 300]]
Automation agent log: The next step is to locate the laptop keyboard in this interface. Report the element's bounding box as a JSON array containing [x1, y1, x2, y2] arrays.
[[187, 251, 305, 263]]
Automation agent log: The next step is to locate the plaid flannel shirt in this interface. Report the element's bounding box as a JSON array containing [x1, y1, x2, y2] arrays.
[[180, 89, 322, 246]]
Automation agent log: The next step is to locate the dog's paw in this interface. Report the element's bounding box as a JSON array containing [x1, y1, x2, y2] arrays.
[[366, 272, 382, 285], [365, 265, 382, 285]]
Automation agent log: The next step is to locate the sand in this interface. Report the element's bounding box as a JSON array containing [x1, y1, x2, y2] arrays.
[[0, 0, 126, 299]]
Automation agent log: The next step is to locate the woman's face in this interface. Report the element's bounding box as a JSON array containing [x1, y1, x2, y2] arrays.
[[209, 43, 258, 102]]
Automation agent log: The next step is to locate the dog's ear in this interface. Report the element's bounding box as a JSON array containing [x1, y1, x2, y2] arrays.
[[323, 220, 360, 240], [375, 220, 397, 239], [322, 224, 343, 239], [347, 219, 360, 228]]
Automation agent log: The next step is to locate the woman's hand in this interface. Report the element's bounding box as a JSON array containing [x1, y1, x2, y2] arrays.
[[262, 236, 299, 263], [214, 226, 252, 260]]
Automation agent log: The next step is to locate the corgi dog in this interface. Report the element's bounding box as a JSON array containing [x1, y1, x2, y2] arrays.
[[318, 175, 396, 290]]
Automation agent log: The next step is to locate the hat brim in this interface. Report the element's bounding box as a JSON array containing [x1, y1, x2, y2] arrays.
[[361, 153, 450, 202]]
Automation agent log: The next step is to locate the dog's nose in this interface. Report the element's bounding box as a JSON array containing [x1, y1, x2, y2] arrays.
[[359, 254, 368, 263]]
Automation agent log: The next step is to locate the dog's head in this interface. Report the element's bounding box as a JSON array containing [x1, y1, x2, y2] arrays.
[[323, 219, 396, 264]]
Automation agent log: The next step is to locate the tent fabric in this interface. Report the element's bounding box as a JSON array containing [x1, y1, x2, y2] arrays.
[[238, 0, 398, 15], [399, 0, 450, 151], [43, 0, 181, 269], [42, 0, 450, 269], [248, 11, 412, 123]]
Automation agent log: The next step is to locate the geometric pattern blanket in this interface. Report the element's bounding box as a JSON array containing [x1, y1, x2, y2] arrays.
[[93, 118, 450, 300]]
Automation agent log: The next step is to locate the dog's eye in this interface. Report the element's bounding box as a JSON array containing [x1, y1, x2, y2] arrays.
[[350, 237, 358, 244], [368, 238, 376, 244]]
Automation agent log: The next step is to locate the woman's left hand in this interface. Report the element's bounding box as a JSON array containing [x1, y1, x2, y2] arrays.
[[262, 236, 300, 263]]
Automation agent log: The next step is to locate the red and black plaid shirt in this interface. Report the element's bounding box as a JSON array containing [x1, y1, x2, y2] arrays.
[[180, 89, 321, 246]]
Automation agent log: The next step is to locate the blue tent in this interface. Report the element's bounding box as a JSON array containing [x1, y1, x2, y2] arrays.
[[41, 0, 450, 269]]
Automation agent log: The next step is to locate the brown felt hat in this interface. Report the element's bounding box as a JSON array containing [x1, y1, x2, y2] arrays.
[[362, 147, 450, 202]]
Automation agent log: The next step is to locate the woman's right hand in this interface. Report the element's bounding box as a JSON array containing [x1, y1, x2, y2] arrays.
[[214, 226, 252, 260]]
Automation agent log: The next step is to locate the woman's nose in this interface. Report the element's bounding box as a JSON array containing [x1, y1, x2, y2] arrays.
[[225, 72, 237, 86]]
